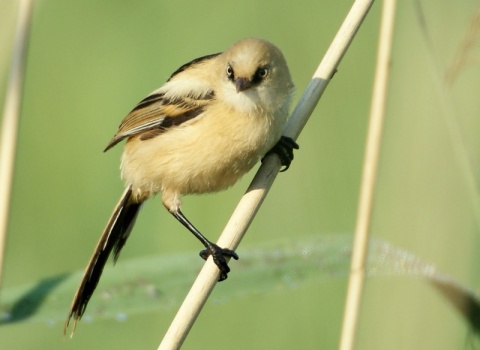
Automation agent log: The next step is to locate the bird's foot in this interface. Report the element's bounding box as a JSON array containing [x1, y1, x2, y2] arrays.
[[199, 244, 239, 281], [263, 136, 299, 172]]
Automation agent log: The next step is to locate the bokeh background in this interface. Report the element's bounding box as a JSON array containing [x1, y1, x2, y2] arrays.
[[1, 0, 479, 349]]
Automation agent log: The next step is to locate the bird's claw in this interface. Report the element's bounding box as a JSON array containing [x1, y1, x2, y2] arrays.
[[199, 244, 239, 281], [263, 136, 299, 172]]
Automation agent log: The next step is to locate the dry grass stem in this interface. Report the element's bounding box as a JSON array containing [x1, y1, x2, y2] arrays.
[[158, 0, 374, 349], [338, 1, 396, 349], [445, 8, 480, 86], [0, 0, 34, 293], [414, 1, 480, 231]]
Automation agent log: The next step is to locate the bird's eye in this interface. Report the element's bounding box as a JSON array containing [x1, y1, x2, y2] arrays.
[[256, 67, 269, 79], [226, 64, 234, 80]]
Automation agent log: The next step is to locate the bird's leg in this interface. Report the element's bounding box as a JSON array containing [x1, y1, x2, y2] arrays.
[[263, 135, 299, 172], [171, 209, 238, 281]]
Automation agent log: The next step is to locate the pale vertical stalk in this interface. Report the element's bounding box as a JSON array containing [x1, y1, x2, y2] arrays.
[[0, 0, 34, 292], [158, 1, 374, 349], [338, 1, 396, 349]]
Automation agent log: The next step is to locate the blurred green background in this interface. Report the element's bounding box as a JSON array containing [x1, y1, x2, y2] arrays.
[[1, 0, 479, 349]]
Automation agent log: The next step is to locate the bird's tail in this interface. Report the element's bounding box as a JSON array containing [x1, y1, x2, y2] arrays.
[[64, 185, 142, 336]]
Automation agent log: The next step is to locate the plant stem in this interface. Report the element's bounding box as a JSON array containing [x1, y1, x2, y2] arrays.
[[158, 0, 374, 349], [0, 0, 34, 294], [338, 0, 396, 349]]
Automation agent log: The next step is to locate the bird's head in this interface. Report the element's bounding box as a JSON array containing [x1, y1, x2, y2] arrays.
[[220, 38, 294, 114]]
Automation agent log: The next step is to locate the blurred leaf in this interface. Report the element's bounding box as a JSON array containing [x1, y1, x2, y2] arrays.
[[0, 234, 478, 333]]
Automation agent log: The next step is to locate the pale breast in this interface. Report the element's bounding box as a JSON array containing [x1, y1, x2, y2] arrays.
[[120, 103, 281, 200]]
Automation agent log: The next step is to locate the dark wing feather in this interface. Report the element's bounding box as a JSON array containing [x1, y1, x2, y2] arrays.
[[167, 52, 220, 80], [64, 186, 141, 335], [104, 54, 220, 152]]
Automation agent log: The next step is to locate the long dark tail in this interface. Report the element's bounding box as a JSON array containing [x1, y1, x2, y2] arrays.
[[64, 185, 142, 335]]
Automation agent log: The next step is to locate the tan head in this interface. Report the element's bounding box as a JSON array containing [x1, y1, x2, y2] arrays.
[[218, 38, 294, 114]]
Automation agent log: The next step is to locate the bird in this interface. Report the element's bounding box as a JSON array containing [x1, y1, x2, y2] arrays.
[[64, 37, 298, 334]]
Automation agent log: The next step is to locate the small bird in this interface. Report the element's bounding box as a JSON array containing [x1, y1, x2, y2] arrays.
[[65, 37, 298, 334]]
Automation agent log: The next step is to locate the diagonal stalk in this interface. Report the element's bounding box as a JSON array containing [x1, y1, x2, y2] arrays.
[[158, 0, 375, 349]]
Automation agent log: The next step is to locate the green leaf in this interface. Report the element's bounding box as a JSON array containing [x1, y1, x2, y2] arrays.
[[1, 234, 478, 333]]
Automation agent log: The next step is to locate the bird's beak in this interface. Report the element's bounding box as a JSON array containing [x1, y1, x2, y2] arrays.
[[235, 77, 253, 93]]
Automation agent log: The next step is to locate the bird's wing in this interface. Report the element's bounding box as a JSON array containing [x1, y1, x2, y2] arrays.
[[104, 53, 221, 152]]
